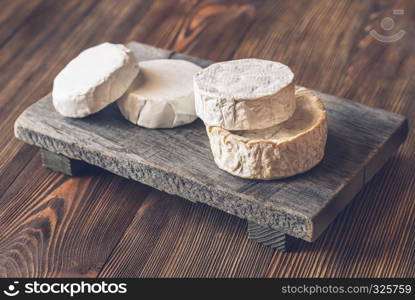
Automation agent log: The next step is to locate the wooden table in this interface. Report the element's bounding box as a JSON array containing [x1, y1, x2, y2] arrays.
[[1, 0, 414, 278]]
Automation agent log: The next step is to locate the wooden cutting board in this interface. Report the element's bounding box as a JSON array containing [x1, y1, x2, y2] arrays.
[[14, 42, 408, 251]]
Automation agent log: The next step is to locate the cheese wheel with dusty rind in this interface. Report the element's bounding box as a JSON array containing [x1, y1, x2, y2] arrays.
[[53, 43, 139, 118], [206, 87, 328, 180], [194, 58, 295, 130], [117, 59, 202, 129]]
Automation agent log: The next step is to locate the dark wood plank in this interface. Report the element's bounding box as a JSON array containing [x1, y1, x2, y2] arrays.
[[0, 0, 43, 48], [0, 143, 37, 198], [14, 42, 407, 243], [124, 0, 264, 61], [99, 192, 276, 278], [0, 152, 152, 277]]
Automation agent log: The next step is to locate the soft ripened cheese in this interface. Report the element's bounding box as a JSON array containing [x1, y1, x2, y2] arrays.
[[117, 59, 202, 128], [194, 58, 295, 131], [53, 43, 139, 117], [206, 87, 328, 180]]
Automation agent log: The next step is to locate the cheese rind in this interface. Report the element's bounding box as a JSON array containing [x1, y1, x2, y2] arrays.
[[53, 43, 139, 117], [206, 87, 328, 180], [117, 59, 202, 128], [194, 59, 296, 130]]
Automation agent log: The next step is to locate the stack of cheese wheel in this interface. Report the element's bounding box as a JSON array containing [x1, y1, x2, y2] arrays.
[[194, 59, 328, 180]]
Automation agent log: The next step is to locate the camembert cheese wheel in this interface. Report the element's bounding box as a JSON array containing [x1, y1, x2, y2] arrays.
[[194, 58, 295, 131], [206, 87, 328, 180], [117, 59, 202, 128], [53, 43, 139, 118]]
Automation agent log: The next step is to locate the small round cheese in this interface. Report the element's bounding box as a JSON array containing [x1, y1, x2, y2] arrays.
[[206, 87, 328, 180], [117, 59, 202, 129], [53, 43, 139, 118], [194, 58, 295, 131]]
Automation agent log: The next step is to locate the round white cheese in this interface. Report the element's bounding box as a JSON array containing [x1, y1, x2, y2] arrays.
[[53, 43, 139, 118], [194, 58, 296, 131], [117, 59, 202, 128], [206, 87, 328, 180]]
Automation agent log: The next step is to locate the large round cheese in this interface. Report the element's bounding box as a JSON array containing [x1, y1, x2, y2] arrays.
[[194, 58, 295, 131], [53, 43, 139, 118], [206, 87, 328, 180], [117, 59, 202, 129]]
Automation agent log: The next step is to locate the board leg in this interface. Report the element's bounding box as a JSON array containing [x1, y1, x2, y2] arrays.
[[248, 221, 292, 252], [40, 149, 89, 176]]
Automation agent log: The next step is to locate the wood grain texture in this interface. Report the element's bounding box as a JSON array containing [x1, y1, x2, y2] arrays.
[[1, 0, 414, 277], [247, 222, 291, 252], [0, 152, 152, 277], [14, 42, 407, 243]]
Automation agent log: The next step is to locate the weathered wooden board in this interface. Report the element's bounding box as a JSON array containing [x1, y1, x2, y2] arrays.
[[14, 42, 408, 242]]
